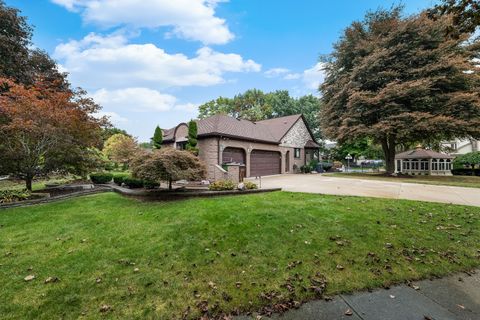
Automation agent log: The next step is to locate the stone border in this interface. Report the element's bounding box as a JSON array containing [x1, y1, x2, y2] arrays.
[[108, 184, 282, 200], [0, 187, 111, 210], [0, 184, 282, 209]]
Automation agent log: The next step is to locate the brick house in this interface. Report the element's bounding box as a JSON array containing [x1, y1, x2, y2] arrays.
[[162, 114, 320, 182]]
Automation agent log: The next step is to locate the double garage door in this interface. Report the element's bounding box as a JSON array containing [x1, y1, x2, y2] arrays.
[[250, 150, 281, 177]]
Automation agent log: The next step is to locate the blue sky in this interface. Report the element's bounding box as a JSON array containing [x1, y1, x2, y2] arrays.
[[7, 0, 436, 141]]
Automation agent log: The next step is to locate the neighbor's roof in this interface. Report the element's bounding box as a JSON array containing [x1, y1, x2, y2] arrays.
[[163, 114, 316, 145], [395, 148, 454, 160]]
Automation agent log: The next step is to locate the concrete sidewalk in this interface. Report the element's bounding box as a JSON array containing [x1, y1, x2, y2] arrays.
[[236, 270, 480, 320], [249, 174, 480, 207]]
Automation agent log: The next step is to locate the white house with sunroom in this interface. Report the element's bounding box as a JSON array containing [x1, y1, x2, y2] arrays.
[[395, 148, 454, 176]]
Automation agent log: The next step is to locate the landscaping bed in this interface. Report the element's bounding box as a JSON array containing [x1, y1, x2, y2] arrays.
[[0, 192, 479, 319]]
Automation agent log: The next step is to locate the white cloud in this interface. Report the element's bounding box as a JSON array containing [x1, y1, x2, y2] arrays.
[[51, 0, 234, 44], [54, 33, 261, 90], [92, 88, 178, 112], [174, 103, 199, 113], [95, 111, 129, 125], [302, 62, 326, 90], [264, 68, 290, 78], [284, 73, 301, 80]]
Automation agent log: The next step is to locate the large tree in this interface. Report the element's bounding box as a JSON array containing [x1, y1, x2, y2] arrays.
[[320, 8, 480, 174], [0, 1, 66, 86], [198, 89, 323, 140], [130, 148, 206, 190], [103, 133, 139, 169], [0, 78, 105, 190]]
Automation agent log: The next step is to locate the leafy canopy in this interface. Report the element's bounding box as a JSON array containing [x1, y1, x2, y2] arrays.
[[130, 148, 207, 189], [320, 7, 480, 173], [103, 134, 139, 167]]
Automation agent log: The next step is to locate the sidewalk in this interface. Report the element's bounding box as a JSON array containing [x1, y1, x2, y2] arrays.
[[236, 270, 480, 320]]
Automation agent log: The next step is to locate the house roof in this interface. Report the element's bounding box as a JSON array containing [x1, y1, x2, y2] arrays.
[[163, 114, 317, 145], [305, 140, 321, 148], [196, 114, 278, 143], [395, 148, 454, 160], [255, 114, 302, 141]]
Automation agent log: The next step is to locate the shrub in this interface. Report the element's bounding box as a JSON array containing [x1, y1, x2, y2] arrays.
[[90, 172, 113, 184], [451, 168, 480, 176], [209, 180, 236, 191], [123, 177, 144, 188], [0, 189, 31, 203], [143, 180, 160, 189], [244, 181, 258, 190], [320, 162, 333, 171], [113, 173, 129, 185]]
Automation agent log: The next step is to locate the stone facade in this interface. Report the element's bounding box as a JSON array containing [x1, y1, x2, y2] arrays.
[[280, 119, 314, 170]]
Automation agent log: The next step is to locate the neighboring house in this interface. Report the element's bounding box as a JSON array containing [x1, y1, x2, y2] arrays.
[[162, 114, 320, 181], [395, 148, 454, 176], [441, 138, 479, 155]]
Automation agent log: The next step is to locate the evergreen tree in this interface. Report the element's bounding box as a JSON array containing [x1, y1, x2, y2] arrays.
[[186, 120, 199, 155], [152, 126, 163, 149]]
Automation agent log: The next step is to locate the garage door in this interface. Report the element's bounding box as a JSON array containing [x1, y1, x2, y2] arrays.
[[250, 150, 281, 177], [222, 147, 246, 164]]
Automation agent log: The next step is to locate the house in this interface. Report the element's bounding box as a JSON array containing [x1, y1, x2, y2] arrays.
[[162, 114, 320, 182], [441, 138, 479, 155], [394, 147, 454, 176]]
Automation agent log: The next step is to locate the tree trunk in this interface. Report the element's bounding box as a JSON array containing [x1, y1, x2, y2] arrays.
[[168, 178, 172, 190], [381, 135, 397, 175], [25, 175, 33, 191]]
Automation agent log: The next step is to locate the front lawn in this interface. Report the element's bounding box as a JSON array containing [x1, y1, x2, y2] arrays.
[[324, 172, 480, 188], [1, 192, 479, 319]]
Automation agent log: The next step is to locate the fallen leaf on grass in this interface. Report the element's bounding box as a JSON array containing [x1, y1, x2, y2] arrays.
[[44, 276, 59, 284], [336, 264, 344, 270], [457, 304, 465, 310], [99, 304, 112, 313], [24, 275, 35, 281]]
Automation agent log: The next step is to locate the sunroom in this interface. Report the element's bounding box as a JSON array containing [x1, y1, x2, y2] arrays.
[[394, 148, 454, 176]]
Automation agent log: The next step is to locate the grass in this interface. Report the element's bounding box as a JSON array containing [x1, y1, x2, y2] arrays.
[[0, 192, 479, 319], [325, 172, 480, 188]]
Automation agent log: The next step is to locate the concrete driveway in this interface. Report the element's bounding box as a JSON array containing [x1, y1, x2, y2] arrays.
[[248, 174, 480, 207]]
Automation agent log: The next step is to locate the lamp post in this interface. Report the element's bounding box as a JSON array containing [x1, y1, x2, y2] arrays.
[[345, 154, 352, 173]]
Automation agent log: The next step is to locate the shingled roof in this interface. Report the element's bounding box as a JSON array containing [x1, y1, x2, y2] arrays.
[[395, 148, 454, 160], [162, 114, 316, 145]]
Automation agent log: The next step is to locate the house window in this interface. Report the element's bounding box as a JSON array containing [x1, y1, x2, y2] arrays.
[[294, 148, 301, 159], [176, 142, 187, 150]]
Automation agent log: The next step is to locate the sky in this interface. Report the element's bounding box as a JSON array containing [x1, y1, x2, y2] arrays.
[[6, 0, 437, 142]]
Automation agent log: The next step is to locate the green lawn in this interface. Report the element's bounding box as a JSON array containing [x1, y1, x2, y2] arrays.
[[325, 172, 480, 188], [1, 192, 479, 319]]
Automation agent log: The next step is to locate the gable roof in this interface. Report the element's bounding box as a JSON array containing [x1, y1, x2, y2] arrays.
[[255, 114, 302, 141], [163, 114, 316, 145], [395, 148, 454, 160]]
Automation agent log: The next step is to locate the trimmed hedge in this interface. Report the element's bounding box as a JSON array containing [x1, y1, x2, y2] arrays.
[[113, 173, 130, 186], [451, 168, 480, 176], [123, 177, 144, 189], [209, 180, 236, 191], [143, 180, 160, 189], [90, 173, 113, 184]]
